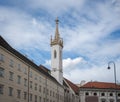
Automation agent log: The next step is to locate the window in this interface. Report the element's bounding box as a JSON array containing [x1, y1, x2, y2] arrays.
[[29, 71, 32, 78], [50, 90, 52, 96], [0, 84, 4, 94], [9, 59, 14, 67], [35, 75, 38, 80], [24, 78, 27, 86], [43, 87, 45, 93], [110, 99, 114, 102], [24, 92, 27, 100], [30, 93, 32, 101], [53, 91, 54, 97], [30, 81, 32, 89], [85, 92, 89, 96], [17, 75, 21, 84], [9, 71, 14, 81], [39, 77, 41, 82], [18, 64, 21, 71], [0, 54, 4, 62], [35, 83, 37, 91], [101, 93, 105, 96], [35, 95, 37, 102], [39, 85, 41, 92], [118, 93, 120, 97], [39, 96, 41, 102], [43, 98, 45, 102], [17, 90, 21, 98], [9, 87, 13, 96], [110, 93, 113, 96], [0, 67, 4, 77], [54, 50, 57, 58], [101, 99, 106, 102], [94, 92, 97, 96], [24, 68, 27, 74]]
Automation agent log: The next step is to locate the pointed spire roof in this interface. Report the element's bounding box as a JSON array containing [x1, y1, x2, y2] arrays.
[[50, 17, 63, 48], [55, 17, 60, 40]]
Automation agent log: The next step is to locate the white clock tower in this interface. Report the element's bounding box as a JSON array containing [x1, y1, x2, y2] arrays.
[[50, 17, 63, 85]]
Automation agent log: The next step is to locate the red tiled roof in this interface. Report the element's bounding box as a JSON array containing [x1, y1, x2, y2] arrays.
[[80, 82, 120, 89], [64, 78, 79, 94]]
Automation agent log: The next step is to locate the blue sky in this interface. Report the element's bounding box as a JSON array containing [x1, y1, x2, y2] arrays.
[[0, 0, 120, 83]]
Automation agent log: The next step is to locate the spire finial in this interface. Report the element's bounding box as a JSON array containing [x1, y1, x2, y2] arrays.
[[55, 17, 59, 24], [55, 17, 59, 39]]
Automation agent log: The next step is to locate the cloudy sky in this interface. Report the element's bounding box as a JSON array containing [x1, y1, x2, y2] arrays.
[[0, 0, 120, 84]]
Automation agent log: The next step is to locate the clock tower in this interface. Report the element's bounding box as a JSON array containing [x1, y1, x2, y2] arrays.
[[50, 17, 63, 85]]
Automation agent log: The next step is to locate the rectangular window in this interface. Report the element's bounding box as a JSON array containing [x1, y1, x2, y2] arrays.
[[0, 67, 4, 77], [24, 67, 27, 74], [18, 64, 21, 71], [39, 77, 41, 82], [9, 59, 14, 67], [43, 87, 45, 93], [17, 90, 21, 98], [17, 75, 21, 84], [9, 71, 14, 81], [0, 54, 4, 62], [30, 93, 32, 101], [35, 95, 37, 102], [39, 96, 41, 102], [9, 87, 13, 96], [50, 90, 52, 96], [43, 98, 45, 102], [39, 85, 41, 92], [24, 92, 27, 100], [0, 84, 4, 94], [24, 78, 27, 87], [29, 71, 32, 78], [35, 83, 37, 91], [35, 75, 38, 80], [30, 81, 32, 89]]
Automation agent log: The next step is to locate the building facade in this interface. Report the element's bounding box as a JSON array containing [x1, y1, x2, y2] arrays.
[[79, 82, 120, 102], [0, 18, 79, 102], [0, 36, 64, 102]]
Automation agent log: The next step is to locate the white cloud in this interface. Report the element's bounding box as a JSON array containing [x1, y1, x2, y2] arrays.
[[63, 57, 120, 83], [0, 7, 54, 50], [27, 0, 85, 15]]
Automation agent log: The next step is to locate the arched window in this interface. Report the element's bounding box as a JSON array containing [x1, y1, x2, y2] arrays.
[[85, 92, 89, 96], [101, 99, 106, 102], [94, 92, 97, 96], [101, 93, 105, 96], [54, 50, 57, 58], [109, 93, 113, 96]]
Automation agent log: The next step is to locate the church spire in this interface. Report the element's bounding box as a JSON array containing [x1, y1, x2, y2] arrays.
[[50, 17, 63, 48], [51, 17, 63, 85]]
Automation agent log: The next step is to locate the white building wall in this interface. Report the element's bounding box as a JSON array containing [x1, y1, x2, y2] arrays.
[[80, 89, 120, 102]]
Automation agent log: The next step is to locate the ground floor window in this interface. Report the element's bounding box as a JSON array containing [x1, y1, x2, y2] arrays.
[[0, 84, 4, 94]]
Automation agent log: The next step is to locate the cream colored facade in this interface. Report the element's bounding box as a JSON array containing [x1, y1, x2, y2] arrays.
[[0, 46, 64, 102]]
